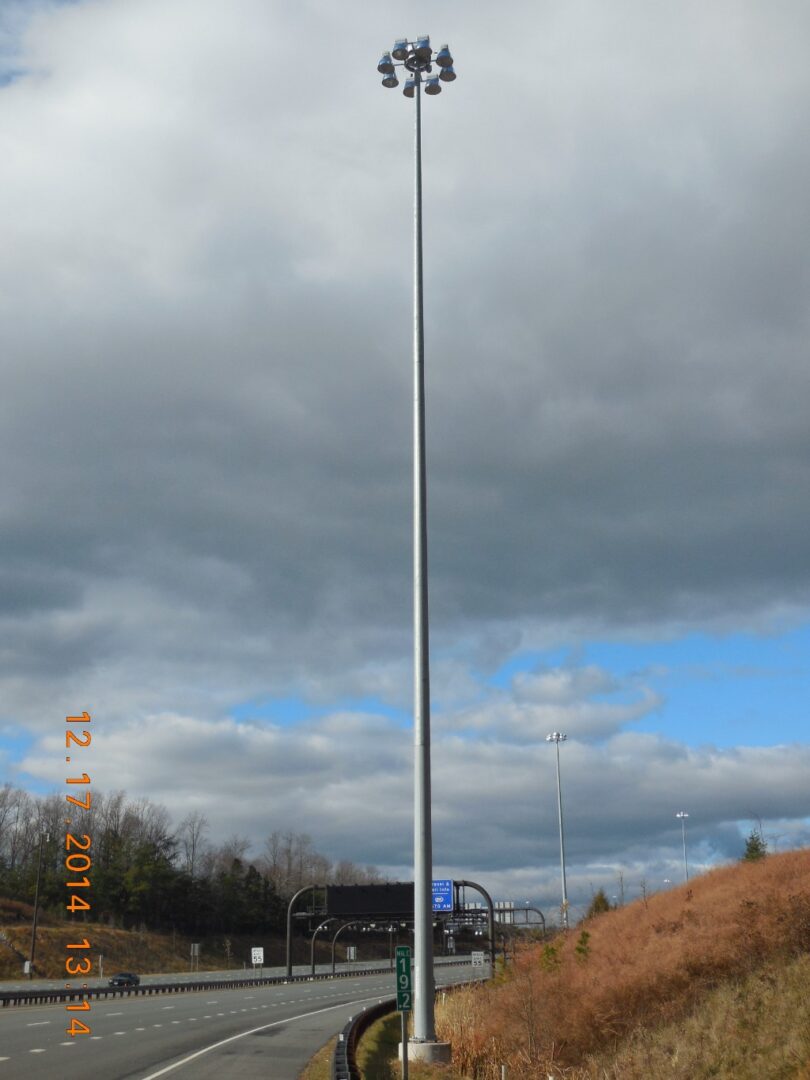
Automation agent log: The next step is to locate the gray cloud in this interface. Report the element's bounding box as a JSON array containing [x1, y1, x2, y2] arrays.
[[20, 686, 810, 914], [2, 0, 810, 907]]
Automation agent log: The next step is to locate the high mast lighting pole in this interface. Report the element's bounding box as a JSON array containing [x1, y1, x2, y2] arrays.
[[676, 810, 689, 882], [546, 732, 569, 929], [377, 35, 456, 1063]]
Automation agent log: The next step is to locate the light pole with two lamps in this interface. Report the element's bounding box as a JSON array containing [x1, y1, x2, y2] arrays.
[[376, 33, 457, 1064]]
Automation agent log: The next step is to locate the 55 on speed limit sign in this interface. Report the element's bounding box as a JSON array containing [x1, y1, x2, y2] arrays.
[[395, 945, 412, 1012]]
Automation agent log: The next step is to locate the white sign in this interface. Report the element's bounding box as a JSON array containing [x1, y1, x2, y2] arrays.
[[346, 946, 357, 961], [471, 950, 485, 966], [251, 947, 264, 965]]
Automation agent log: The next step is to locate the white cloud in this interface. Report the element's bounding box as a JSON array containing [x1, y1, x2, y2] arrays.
[[18, 666, 810, 914], [2, 0, 810, 914]]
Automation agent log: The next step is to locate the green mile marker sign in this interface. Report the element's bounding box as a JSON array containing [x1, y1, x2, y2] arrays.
[[395, 945, 412, 1012]]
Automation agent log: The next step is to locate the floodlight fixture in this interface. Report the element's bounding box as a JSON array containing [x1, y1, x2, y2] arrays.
[[376, 37, 458, 99], [435, 45, 454, 68], [377, 51, 395, 75], [415, 35, 432, 62]]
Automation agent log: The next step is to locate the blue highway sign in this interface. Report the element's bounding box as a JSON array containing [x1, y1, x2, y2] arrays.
[[432, 878, 453, 912]]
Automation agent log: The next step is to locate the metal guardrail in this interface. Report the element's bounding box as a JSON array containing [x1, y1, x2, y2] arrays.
[[332, 997, 396, 1080], [0, 967, 387, 1009], [330, 963, 487, 1080], [0, 958, 473, 1009]]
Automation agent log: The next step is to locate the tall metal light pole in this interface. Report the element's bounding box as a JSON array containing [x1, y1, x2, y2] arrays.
[[676, 810, 689, 882], [377, 35, 456, 1062], [546, 732, 569, 929]]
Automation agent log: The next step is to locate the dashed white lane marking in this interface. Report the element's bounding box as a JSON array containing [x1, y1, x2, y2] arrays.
[[114, 1031, 125, 1036], [60, 1041, 75, 1046], [29, 1049, 46, 1054], [90, 1036, 103, 1040], [26, 1021, 50, 1027], [105, 1011, 123, 1016], [162, 1005, 175, 1010], [138, 996, 382, 1080], [136, 1027, 146, 1031]]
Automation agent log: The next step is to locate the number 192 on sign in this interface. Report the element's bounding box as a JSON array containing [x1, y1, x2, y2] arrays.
[[395, 945, 412, 1012]]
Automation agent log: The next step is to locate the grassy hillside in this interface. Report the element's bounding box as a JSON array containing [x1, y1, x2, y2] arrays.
[[405, 849, 810, 1079], [0, 919, 330, 981]]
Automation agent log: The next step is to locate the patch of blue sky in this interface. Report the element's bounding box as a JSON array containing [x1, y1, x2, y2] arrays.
[[0, 728, 53, 793], [486, 647, 570, 689], [0, 727, 37, 765], [483, 624, 809, 749], [581, 626, 809, 747], [1, 0, 83, 81], [230, 694, 410, 728], [0, 68, 26, 87]]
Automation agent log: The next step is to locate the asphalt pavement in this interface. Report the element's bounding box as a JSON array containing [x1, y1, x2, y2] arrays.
[[0, 960, 487, 1079]]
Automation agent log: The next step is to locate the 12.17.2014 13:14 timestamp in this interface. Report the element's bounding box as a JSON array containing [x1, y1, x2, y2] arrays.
[[64, 710, 94, 1037]]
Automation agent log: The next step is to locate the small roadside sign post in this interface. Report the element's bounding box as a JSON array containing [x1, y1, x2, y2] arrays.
[[396, 945, 411, 1080], [251, 947, 264, 975]]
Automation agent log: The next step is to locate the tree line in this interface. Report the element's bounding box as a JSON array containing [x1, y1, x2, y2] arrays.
[[0, 784, 382, 937]]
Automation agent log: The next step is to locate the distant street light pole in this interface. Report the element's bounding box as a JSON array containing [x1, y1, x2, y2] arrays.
[[310, 919, 334, 976], [546, 732, 569, 928], [377, 34, 456, 1061], [676, 811, 689, 882], [28, 831, 48, 979]]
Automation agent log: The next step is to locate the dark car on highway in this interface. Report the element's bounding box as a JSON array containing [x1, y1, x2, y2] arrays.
[[108, 972, 140, 987]]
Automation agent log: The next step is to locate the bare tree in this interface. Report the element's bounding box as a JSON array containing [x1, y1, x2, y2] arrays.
[[209, 834, 251, 875], [177, 811, 209, 879]]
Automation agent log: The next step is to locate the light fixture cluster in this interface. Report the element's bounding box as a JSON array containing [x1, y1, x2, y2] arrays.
[[377, 35, 456, 97]]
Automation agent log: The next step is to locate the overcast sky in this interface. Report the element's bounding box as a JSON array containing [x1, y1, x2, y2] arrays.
[[2, 0, 809, 920]]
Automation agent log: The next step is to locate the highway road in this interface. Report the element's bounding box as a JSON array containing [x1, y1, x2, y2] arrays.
[[0, 956, 463, 992], [0, 961, 486, 1079]]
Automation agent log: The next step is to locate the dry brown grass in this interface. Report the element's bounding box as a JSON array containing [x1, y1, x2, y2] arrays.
[[0, 921, 292, 980], [429, 849, 810, 1078], [573, 952, 810, 1079]]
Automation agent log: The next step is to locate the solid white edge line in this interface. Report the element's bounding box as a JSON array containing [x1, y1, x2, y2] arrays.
[[138, 995, 381, 1079]]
